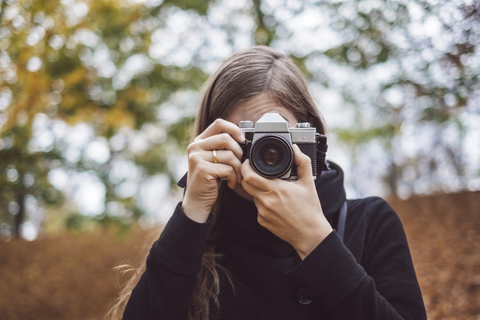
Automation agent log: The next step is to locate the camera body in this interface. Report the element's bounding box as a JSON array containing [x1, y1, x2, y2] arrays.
[[238, 113, 328, 180]]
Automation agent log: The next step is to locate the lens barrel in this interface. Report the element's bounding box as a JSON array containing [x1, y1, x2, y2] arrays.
[[250, 134, 293, 178]]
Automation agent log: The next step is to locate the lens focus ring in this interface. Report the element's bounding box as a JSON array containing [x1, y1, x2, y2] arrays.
[[250, 134, 293, 178]]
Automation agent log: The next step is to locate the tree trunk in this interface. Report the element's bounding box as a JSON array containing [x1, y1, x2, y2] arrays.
[[14, 193, 25, 238]]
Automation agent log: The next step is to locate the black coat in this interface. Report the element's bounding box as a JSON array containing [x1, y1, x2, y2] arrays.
[[123, 162, 426, 319]]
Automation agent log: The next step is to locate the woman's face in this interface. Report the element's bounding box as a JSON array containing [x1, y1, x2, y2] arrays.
[[225, 94, 299, 201]]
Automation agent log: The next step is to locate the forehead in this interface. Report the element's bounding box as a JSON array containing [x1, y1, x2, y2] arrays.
[[226, 94, 298, 126]]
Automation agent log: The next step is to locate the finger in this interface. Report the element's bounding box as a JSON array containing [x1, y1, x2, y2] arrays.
[[195, 133, 244, 160], [293, 144, 313, 181], [253, 198, 269, 226], [241, 175, 262, 198], [201, 161, 238, 189], [196, 118, 245, 143], [200, 149, 243, 184], [252, 199, 276, 229], [240, 159, 271, 192]]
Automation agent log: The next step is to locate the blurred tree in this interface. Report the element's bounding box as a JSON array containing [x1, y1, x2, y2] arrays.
[[312, 0, 480, 197], [0, 0, 209, 237]]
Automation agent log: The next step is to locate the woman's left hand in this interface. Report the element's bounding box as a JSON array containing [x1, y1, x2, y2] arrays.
[[241, 144, 333, 260]]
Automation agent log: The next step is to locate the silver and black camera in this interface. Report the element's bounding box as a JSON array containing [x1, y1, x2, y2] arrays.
[[239, 113, 328, 180]]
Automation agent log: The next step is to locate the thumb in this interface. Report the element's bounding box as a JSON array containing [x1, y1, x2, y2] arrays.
[[293, 144, 313, 181]]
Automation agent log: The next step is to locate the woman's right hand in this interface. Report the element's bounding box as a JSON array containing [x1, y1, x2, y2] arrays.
[[182, 119, 246, 223]]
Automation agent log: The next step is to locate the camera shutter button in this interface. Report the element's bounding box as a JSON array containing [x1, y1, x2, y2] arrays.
[[239, 121, 254, 128], [296, 122, 311, 128]]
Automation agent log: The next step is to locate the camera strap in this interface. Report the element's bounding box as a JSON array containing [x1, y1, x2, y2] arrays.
[[337, 201, 348, 242], [316, 134, 329, 173], [177, 172, 188, 189]]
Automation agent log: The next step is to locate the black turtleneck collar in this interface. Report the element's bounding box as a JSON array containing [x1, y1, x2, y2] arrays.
[[315, 161, 346, 218], [216, 161, 346, 257]]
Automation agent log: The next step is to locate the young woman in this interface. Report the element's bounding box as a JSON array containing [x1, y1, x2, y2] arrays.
[[108, 46, 426, 320]]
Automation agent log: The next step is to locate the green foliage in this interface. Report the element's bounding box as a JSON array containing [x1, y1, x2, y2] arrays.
[[335, 124, 399, 146], [65, 213, 96, 232], [0, 0, 211, 236], [166, 116, 195, 150], [163, 0, 210, 15]]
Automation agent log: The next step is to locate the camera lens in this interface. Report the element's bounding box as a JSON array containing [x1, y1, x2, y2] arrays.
[[250, 135, 293, 178], [261, 144, 282, 167]]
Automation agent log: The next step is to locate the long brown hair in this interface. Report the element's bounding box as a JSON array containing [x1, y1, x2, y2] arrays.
[[105, 46, 326, 320]]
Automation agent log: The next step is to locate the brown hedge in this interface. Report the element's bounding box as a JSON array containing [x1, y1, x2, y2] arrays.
[[0, 191, 479, 319]]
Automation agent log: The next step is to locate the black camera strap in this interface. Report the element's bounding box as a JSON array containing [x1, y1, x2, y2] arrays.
[[337, 201, 348, 242], [177, 172, 188, 189], [316, 134, 329, 174]]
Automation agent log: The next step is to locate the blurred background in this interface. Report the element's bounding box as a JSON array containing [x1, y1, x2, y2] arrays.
[[0, 0, 479, 319]]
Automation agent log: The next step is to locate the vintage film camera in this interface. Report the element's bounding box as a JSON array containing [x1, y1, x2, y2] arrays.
[[239, 113, 328, 180]]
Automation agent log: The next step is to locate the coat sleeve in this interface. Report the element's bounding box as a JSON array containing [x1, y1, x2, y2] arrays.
[[122, 202, 211, 320], [286, 197, 426, 320]]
